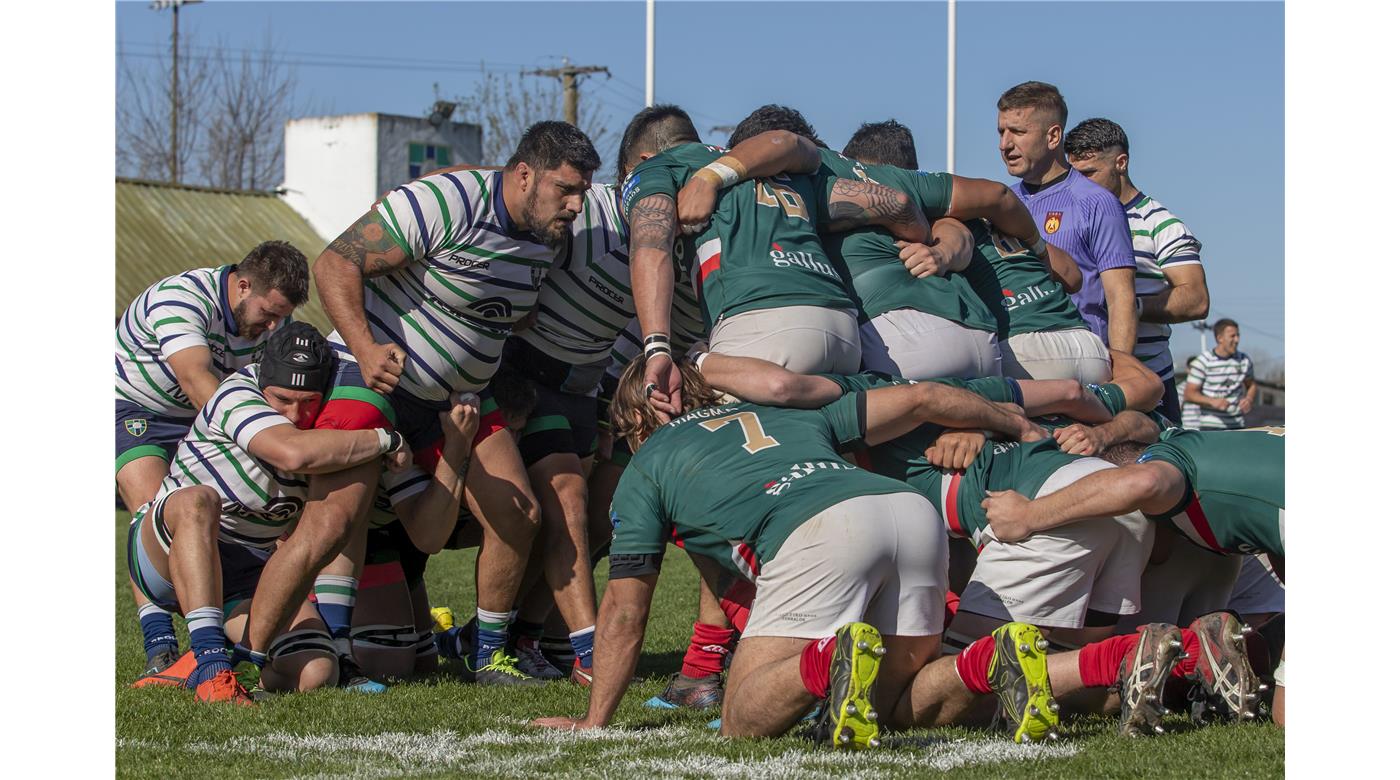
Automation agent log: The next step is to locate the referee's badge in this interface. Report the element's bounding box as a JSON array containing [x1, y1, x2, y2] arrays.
[[1044, 211, 1063, 234], [125, 419, 148, 437]]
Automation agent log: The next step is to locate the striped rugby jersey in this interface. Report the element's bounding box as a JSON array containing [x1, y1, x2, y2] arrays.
[[519, 184, 633, 365], [1181, 349, 1253, 429], [159, 366, 307, 550], [330, 169, 561, 402], [1126, 193, 1203, 381], [116, 266, 279, 418]]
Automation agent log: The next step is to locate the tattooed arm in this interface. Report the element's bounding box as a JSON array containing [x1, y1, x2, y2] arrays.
[[314, 209, 414, 394], [628, 193, 684, 417], [822, 178, 931, 243]]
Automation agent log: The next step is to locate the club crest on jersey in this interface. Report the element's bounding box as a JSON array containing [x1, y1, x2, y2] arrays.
[[1044, 211, 1063, 234], [125, 419, 148, 437]]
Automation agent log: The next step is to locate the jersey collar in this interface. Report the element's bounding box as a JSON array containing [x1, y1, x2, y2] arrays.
[[218, 264, 239, 333], [491, 171, 538, 242]]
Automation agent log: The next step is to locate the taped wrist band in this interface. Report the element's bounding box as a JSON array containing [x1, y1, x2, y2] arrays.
[[703, 158, 744, 188]]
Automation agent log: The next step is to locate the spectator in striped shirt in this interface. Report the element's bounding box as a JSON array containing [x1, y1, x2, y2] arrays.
[[1181, 319, 1256, 429], [1066, 118, 1211, 423]]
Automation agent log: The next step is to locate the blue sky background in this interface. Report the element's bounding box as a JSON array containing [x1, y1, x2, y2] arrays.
[[116, 0, 1284, 371]]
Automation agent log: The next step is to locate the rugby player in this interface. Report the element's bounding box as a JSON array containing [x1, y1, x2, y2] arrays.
[[827, 119, 1108, 383], [535, 357, 1068, 745], [982, 426, 1284, 723], [500, 109, 833, 684], [116, 241, 308, 677], [240, 122, 600, 686], [724, 110, 1080, 382], [996, 82, 1138, 360], [1066, 117, 1210, 423], [126, 323, 412, 702], [624, 107, 932, 418]]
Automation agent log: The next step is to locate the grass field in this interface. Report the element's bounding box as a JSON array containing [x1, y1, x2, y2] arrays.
[[115, 512, 1284, 778]]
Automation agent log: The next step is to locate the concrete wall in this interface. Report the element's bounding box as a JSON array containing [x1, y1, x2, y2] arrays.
[[375, 114, 483, 199], [281, 112, 483, 241], [282, 113, 380, 240]]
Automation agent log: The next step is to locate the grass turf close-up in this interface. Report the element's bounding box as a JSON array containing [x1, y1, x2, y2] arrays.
[[114, 512, 1284, 778]]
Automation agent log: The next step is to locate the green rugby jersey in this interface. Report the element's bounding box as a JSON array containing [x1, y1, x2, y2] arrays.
[[953, 219, 1087, 339], [815, 151, 997, 331], [608, 394, 918, 569], [621, 143, 855, 331], [1139, 427, 1285, 557], [822, 372, 1049, 542]]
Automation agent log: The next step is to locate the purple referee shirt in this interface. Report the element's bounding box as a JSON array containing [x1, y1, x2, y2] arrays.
[[1012, 167, 1135, 343]]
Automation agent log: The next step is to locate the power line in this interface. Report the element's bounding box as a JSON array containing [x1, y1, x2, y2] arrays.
[[118, 42, 533, 73]]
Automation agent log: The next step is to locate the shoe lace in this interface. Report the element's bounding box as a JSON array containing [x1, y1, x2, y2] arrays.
[[482, 649, 530, 679]]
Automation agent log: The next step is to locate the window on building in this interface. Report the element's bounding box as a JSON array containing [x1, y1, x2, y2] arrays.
[[409, 143, 452, 179]]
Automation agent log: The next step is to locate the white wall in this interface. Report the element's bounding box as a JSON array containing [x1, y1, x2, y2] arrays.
[[281, 113, 380, 240]]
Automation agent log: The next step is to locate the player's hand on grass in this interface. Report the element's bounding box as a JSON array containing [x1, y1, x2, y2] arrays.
[[531, 716, 599, 731], [355, 342, 405, 395], [896, 240, 952, 279], [1053, 423, 1106, 456], [925, 429, 985, 472], [644, 354, 683, 421], [675, 176, 719, 234], [982, 489, 1033, 543]]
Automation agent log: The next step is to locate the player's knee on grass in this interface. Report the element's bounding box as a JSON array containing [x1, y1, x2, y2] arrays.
[[263, 627, 339, 692], [351, 561, 418, 679]]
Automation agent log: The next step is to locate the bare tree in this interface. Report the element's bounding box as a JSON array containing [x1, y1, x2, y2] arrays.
[[199, 34, 299, 190], [451, 69, 616, 168], [117, 31, 300, 190], [117, 35, 212, 182]]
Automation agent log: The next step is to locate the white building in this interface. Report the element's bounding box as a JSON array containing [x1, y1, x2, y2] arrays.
[[280, 112, 483, 239]]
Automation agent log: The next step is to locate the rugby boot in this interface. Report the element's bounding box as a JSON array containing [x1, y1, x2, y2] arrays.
[[513, 638, 566, 680], [471, 648, 548, 687], [132, 649, 196, 688], [193, 669, 255, 705], [644, 672, 724, 710], [1117, 623, 1185, 737], [988, 622, 1060, 744], [1187, 611, 1264, 724], [429, 606, 455, 633], [811, 622, 885, 750], [337, 651, 389, 694]]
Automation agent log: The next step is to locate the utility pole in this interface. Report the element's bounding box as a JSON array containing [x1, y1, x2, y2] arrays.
[[527, 58, 610, 126], [150, 0, 202, 183]]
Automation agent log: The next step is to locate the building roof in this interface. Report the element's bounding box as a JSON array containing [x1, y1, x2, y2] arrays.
[[116, 177, 333, 333]]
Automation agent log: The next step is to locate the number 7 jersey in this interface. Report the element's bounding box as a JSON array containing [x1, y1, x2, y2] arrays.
[[608, 394, 919, 568]]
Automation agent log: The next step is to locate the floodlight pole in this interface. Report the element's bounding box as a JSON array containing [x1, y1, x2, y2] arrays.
[[646, 0, 655, 106], [947, 0, 956, 174]]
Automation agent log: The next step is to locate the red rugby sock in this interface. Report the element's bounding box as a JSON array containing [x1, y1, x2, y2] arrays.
[[1171, 629, 1201, 677], [799, 636, 837, 699], [680, 622, 736, 679], [1077, 634, 1139, 689], [954, 636, 995, 695]]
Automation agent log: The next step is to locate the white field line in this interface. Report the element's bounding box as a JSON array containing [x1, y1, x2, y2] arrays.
[[120, 726, 1079, 779]]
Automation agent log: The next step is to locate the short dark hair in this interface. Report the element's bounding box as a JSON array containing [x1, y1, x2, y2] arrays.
[[505, 121, 601, 176], [1213, 318, 1239, 338], [1065, 118, 1130, 159], [997, 81, 1069, 128], [616, 104, 700, 182], [843, 120, 919, 170], [237, 240, 309, 306], [729, 104, 826, 149], [1101, 441, 1148, 467]]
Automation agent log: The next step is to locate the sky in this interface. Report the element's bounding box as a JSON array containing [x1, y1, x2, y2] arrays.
[[115, 0, 1285, 370]]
